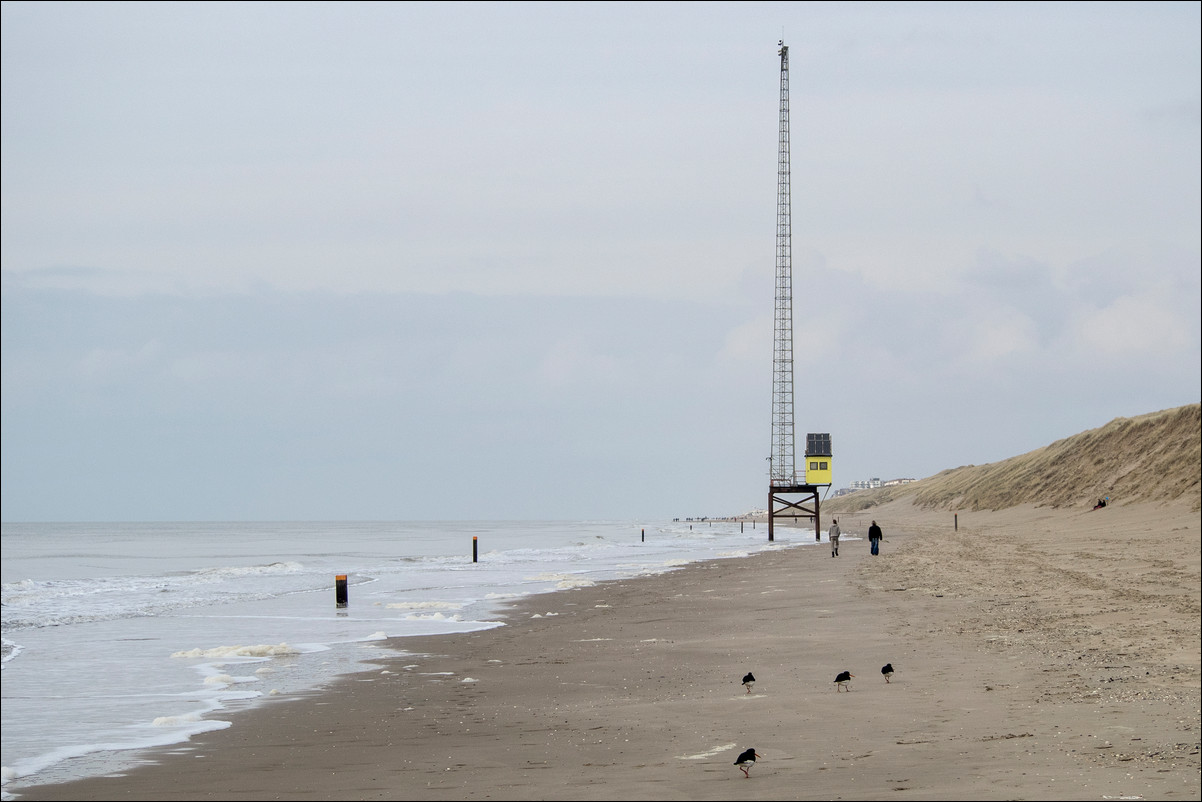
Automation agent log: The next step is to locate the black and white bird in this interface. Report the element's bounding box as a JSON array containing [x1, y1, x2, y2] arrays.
[[881, 663, 894, 683], [742, 672, 756, 694], [834, 670, 854, 692], [734, 747, 761, 778]]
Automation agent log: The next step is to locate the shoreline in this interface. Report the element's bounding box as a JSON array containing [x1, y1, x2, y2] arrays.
[[13, 499, 1200, 801]]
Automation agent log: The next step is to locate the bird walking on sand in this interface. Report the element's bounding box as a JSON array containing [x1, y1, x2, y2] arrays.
[[734, 747, 761, 778], [881, 663, 894, 683], [742, 672, 756, 694], [834, 670, 854, 691]]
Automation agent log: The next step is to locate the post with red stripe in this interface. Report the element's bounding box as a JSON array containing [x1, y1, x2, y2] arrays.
[[473, 536, 478, 563]]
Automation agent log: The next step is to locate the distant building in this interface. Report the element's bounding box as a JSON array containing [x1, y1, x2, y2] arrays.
[[834, 477, 914, 495]]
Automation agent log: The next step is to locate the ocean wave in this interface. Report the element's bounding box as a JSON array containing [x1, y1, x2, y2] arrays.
[[1, 636, 24, 666], [1, 570, 334, 634], [193, 561, 305, 579]]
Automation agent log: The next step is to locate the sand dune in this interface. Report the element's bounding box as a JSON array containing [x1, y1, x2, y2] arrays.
[[830, 403, 1200, 513]]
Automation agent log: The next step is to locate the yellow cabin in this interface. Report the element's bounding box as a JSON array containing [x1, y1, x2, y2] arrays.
[[804, 432, 833, 485]]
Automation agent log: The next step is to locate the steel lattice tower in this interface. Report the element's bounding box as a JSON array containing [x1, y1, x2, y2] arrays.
[[769, 40, 795, 488], [766, 40, 827, 543]]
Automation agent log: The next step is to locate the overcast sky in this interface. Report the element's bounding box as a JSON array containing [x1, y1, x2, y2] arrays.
[[3, 1, 1199, 522]]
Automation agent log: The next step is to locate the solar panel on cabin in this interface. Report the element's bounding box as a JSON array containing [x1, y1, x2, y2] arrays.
[[805, 433, 831, 455]]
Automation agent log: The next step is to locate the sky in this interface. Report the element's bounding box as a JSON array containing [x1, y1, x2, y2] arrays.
[[2, 1, 1199, 522]]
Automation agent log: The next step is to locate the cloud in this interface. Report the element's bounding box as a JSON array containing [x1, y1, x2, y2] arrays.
[[1072, 292, 1196, 361]]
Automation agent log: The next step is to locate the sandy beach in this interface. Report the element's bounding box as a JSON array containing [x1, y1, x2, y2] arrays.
[[14, 496, 1199, 801]]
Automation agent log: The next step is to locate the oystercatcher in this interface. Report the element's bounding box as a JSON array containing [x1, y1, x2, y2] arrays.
[[734, 747, 761, 778], [834, 670, 854, 691], [742, 672, 756, 694], [881, 663, 894, 683]]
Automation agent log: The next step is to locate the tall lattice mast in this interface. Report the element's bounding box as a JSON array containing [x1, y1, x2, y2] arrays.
[[769, 40, 795, 488]]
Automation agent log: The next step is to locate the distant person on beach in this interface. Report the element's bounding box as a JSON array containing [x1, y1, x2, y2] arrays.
[[829, 519, 841, 557], [868, 521, 883, 556], [1093, 497, 1108, 510]]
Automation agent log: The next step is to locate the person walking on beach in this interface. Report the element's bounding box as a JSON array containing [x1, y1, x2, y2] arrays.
[[829, 519, 841, 557], [868, 520, 883, 556]]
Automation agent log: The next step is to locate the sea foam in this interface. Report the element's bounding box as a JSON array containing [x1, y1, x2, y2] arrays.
[[171, 643, 299, 659]]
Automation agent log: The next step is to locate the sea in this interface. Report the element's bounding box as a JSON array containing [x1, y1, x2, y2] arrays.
[[0, 518, 824, 798]]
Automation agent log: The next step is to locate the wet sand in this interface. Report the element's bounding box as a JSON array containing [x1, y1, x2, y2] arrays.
[[15, 499, 1200, 801]]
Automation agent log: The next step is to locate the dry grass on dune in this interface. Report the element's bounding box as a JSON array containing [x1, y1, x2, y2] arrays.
[[830, 403, 1201, 514]]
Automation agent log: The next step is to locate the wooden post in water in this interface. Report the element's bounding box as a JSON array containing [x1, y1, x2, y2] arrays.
[[335, 575, 348, 608], [472, 536, 478, 563]]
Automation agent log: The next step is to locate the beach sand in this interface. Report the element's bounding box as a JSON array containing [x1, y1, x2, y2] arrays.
[[14, 499, 1200, 801]]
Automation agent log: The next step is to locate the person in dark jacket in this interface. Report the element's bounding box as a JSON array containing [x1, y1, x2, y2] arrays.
[[868, 520, 883, 556]]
